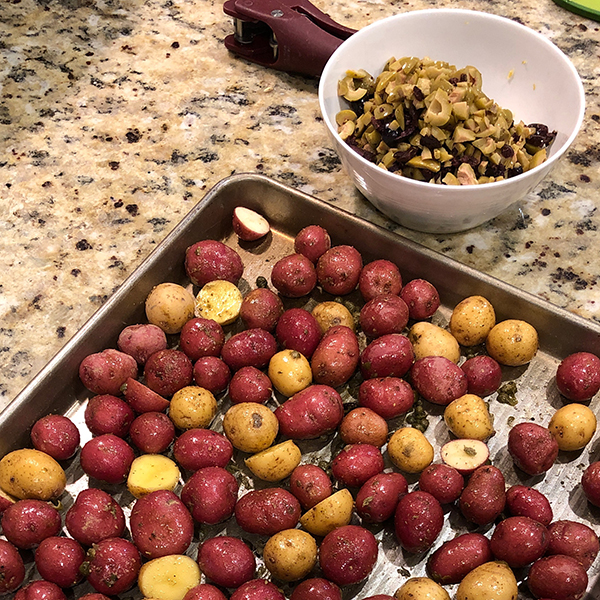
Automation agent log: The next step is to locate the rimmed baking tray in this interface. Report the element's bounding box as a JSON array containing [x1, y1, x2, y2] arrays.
[[2, 173, 600, 598]]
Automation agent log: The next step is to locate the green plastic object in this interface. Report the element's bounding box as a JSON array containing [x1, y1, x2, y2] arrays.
[[552, 0, 600, 21]]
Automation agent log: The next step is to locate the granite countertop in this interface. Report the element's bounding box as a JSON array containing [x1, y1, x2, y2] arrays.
[[1, 0, 599, 411]]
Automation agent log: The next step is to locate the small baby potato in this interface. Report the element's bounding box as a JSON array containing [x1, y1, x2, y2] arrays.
[[408, 321, 460, 363], [169, 386, 217, 430], [263, 529, 317, 582], [245, 440, 301, 482], [127, 454, 180, 498], [387, 427, 434, 474], [486, 319, 539, 366], [299, 488, 353, 537], [449, 295, 496, 347], [146, 282, 195, 334], [441, 439, 489, 475], [194, 280, 243, 326], [232, 206, 270, 241], [268, 350, 312, 397], [312, 301, 355, 334], [548, 403, 597, 451], [395, 577, 450, 600], [138, 554, 201, 600], [444, 394, 495, 441], [456, 561, 518, 600], [223, 402, 279, 453]]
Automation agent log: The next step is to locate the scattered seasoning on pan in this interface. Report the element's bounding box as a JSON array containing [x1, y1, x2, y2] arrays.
[[405, 398, 429, 432], [255, 276, 268, 288], [497, 381, 518, 406]]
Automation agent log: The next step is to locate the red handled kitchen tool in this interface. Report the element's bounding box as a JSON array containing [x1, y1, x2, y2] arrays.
[[223, 0, 356, 77]]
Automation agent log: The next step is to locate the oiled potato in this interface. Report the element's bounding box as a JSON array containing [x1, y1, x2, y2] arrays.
[[395, 577, 450, 600], [311, 301, 355, 334], [138, 554, 201, 600], [245, 440, 301, 482], [0, 449, 66, 501], [456, 561, 518, 600], [169, 386, 217, 430], [486, 319, 538, 366], [263, 529, 317, 582], [387, 427, 434, 474], [299, 488, 353, 537], [194, 280, 243, 326], [408, 321, 460, 363], [145, 283, 195, 335], [548, 403, 597, 451], [223, 402, 279, 453], [444, 394, 495, 441], [450, 296, 496, 347], [127, 454, 180, 498], [268, 350, 312, 397]]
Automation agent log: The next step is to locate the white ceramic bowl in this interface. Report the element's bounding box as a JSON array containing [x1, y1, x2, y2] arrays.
[[319, 9, 585, 233]]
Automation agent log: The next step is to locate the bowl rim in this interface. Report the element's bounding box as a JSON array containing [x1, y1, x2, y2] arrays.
[[318, 8, 586, 191]]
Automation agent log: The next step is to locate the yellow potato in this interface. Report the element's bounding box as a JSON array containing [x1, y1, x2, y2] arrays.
[[408, 321, 461, 363], [268, 349, 312, 397], [127, 454, 180, 498], [263, 529, 317, 582], [299, 488, 353, 536], [222, 402, 279, 453], [138, 554, 200, 600], [311, 301, 355, 333], [169, 386, 217, 430], [387, 427, 434, 473], [395, 577, 450, 600], [486, 319, 538, 366], [145, 283, 195, 335], [194, 280, 243, 326], [245, 440, 301, 482], [444, 394, 495, 441], [450, 295, 496, 346], [548, 403, 597, 451], [456, 561, 518, 600], [0, 449, 66, 501]]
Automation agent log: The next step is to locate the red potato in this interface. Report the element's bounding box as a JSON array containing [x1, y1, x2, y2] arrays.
[[129, 411, 176, 454], [65, 488, 125, 546], [360, 294, 409, 338], [180, 317, 225, 361], [546, 520, 600, 570], [121, 377, 170, 413], [275, 384, 344, 439], [144, 348, 193, 397], [184, 584, 228, 600], [394, 491, 444, 553], [294, 225, 331, 263], [490, 516, 549, 568], [411, 356, 468, 405], [508, 422, 559, 476], [78, 595, 111, 600], [289, 464, 333, 509], [271, 253, 317, 297], [340, 407, 388, 447], [311, 325, 359, 388], [506, 485, 553, 526], [30, 414, 80, 461], [35, 536, 86, 588], [193, 356, 231, 393], [459, 465, 506, 526], [331, 443, 384, 488], [181, 465, 238, 524], [290, 578, 342, 600], [319, 525, 378, 586], [14, 581, 67, 600], [230, 579, 285, 600], [233, 206, 270, 241], [461, 355, 503, 397], [400, 278, 440, 320], [173, 428, 233, 471], [527, 555, 588, 600], [359, 259, 402, 302], [556, 351, 600, 401], [235, 488, 301, 535], [276, 308, 322, 359], [117, 323, 167, 365], [228, 366, 273, 404], [358, 376, 415, 420], [185, 239, 244, 287], [130, 490, 194, 559], [440, 438, 490, 475], [84, 394, 135, 438], [360, 334, 414, 379], [1, 499, 61, 549], [221, 328, 277, 371], [0, 489, 15, 515], [316, 245, 363, 295], [0, 539, 25, 594], [84, 537, 142, 596], [427, 532, 492, 584], [356, 472, 408, 523], [197, 536, 255, 589], [79, 348, 138, 396], [80, 434, 135, 484], [582, 461, 600, 507], [418, 463, 464, 504], [240, 287, 284, 332], [363, 597, 394, 600]]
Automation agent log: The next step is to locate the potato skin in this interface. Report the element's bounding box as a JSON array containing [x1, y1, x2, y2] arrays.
[[582, 460, 600, 507], [456, 561, 518, 600], [486, 319, 538, 366], [461, 355, 502, 397], [331, 444, 384, 488], [80, 434, 135, 485], [556, 352, 600, 401], [394, 491, 443, 553], [449, 295, 496, 347], [388, 427, 434, 474], [400, 279, 440, 320], [289, 464, 332, 509], [358, 377, 415, 420], [235, 488, 301, 535], [360, 333, 414, 379], [79, 348, 138, 396], [184, 239, 243, 287], [276, 308, 322, 359], [459, 465, 506, 526], [490, 516, 549, 568], [311, 325, 359, 388], [271, 253, 317, 297], [299, 489, 353, 537], [230, 579, 285, 600], [197, 536, 255, 589], [356, 472, 408, 523], [144, 349, 193, 397], [84, 394, 135, 438], [409, 321, 460, 363], [444, 393, 495, 441], [117, 323, 168, 365], [228, 366, 273, 405], [263, 529, 317, 582], [0, 539, 25, 594], [240, 287, 284, 332], [1, 499, 61, 549], [35, 535, 85, 588], [508, 422, 559, 475], [411, 356, 467, 405], [121, 378, 170, 414], [312, 301, 355, 334], [14, 581, 67, 600], [30, 414, 80, 461], [173, 428, 233, 471], [359, 259, 402, 302], [244, 440, 302, 482], [169, 385, 217, 431], [179, 317, 225, 361], [360, 294, 409, 338], [183, 584, 227, 600], [548, 403, 597, 451], [527, 555, 588, 600], [340, 407, 388, 447], [221, 328, 278, 371], [505, 485, 553, 526], [546, 520, 600, 570], [290, 578, 342, 600], [223, 402, 279, 453], [145, 282, 195, 335], [418, 463, 464, 505], [269, 349, 312, 397], [294, 225, 331, 263], [395, 577, 450, 600], [130, 412, 176, 454], [316, 245, 363, 295]]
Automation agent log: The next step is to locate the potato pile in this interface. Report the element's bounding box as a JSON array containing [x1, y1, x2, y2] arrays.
[[1, 206, 600, 600]]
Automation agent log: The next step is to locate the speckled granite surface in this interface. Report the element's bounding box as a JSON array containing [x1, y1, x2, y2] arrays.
[[1, 0, 599, 410]]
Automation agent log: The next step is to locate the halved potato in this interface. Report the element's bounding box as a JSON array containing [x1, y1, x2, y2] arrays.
[[195, 280, 243, 326], [245, 440, 301, 482], [138, 554, 200, 600], [299, 488, 353, 536], [127, 454, 180, 498]]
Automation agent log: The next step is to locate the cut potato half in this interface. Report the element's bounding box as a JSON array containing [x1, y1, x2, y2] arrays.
[[127, 454, 180, 498], [441, 439, 489, 475], [138, 554, 200, 600]]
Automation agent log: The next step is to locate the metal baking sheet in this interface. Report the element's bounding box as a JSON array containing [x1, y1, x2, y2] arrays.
[[2, 173, 600, 598]]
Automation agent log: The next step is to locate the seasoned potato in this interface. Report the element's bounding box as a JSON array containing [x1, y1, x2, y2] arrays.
[[311, 301, 355, 334], [145, 282, 195, 334], [449, 295, 496, 347], [556, 351, 600, 401], [294, 224, 331, 263], [240, 287, 283, 332], [244, 440, 301, 482], [408, 321, 460, 363], [126, 454, 180, 498], [263, 529, 317, 582], [444, 394, 495, 441], [138, 554, 201, 600], [459, 465, 506, 526], [490, 516, 549, 568], [0, 449, 66, 501], [506, 485, 553, 526], [395, 491, 443, 553], [508, 422, 558, 475], [527, 555, 588, 600], [223, 402, 279, 453], [289, 464, 333, 510], [169, 386, 217, 430], [194, 280, 243, 326], [486, 319, 539, 366], [316, 245, 363, 295], [411, 356, 467, 406], [456, 561, 518, 600], [268, 349, 313, 397], [299, 488, 353, 536], [387, 427, 434, 473], [271, 253, 317, 298], [395, 577, 450, 600], [548, 403, 597, 451]]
